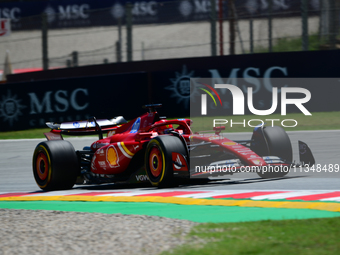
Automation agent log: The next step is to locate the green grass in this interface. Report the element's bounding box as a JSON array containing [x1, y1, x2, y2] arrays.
[[0, 111, 339, 139], [163, 217, 340, 255], [0, 128, 51, 139], [254, 34, 325, 53]]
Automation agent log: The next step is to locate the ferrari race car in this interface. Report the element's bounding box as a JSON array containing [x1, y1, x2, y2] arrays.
[[33, 104, 315, 191]]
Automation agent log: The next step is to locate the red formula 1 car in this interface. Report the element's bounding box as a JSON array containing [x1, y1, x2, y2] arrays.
[[33, 104, 315, 191]]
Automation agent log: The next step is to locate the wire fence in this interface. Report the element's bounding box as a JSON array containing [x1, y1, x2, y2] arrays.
[[0, 0, 339, 71]]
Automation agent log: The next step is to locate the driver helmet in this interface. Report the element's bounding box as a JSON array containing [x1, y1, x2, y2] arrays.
[[154, 121, 173, 134]]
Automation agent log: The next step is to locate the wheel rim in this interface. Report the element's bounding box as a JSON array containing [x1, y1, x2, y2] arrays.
[[36, 152, 48, 181], [149, 147, 163, 178]]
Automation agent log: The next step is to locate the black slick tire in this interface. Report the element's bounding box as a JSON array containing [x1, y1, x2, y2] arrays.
[[145, 135, 187, 187], [32, 140, 79, 191], [254, 126, 292, 178]]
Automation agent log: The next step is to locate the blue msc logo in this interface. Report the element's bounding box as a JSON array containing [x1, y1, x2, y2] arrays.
[[73, 122, 80, 128]]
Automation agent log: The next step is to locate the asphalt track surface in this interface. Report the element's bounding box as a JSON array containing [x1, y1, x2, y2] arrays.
[[0, 130, 339, 193]]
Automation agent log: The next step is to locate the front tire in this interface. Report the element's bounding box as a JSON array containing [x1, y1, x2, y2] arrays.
[[32, 140, 79, 191], [145, 135, 187, 187], [251, 126, 292, 178]]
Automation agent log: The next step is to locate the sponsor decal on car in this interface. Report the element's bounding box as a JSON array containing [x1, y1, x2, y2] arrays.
[[98, 161, 106, 166], [247, 155, 262, 159], [130, 117, 141, 133], [174, 155, 182, 170], [106, 145, 120, 168], [73, 122, 80, 128], [107, 130, 115, 137], [208, 136, 221, 141], [224, 160, 237, 165], [172, 152, 188, 171], [135, 175, 149, 182], [91, 155, 97, 171], [252, 159, 263, 165], [222, 142, 237, 146]]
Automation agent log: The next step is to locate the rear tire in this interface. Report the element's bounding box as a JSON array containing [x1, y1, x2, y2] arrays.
[[252, 126, 292, 178], [32, 140, 79, 191], [145, 135, 187, 187]]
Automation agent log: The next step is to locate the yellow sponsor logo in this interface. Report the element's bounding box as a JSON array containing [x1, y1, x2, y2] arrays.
[[222, 142, 237, 146], [107, 146, 119, 167]]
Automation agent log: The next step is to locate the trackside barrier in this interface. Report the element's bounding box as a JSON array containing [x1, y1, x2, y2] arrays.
[[2, 50, 340, 131]]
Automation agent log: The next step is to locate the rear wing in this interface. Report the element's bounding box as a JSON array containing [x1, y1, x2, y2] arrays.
[[45, 116, 127, 139]]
